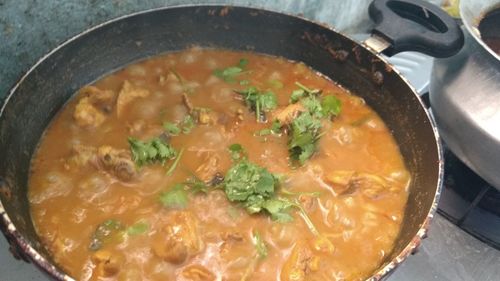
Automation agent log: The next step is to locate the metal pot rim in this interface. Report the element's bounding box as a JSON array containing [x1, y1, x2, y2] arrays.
[[0, 4, 444, 281], [460, 0, 500, 60]]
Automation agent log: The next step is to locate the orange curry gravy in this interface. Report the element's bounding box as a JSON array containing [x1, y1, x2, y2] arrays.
[[29, 48, 410, 281]]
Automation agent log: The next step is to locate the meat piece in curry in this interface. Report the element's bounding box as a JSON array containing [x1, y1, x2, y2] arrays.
[[29, 48, 410, 281]]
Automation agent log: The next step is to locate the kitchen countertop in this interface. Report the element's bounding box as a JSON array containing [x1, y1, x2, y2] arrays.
[[1, 1, 499, 280]]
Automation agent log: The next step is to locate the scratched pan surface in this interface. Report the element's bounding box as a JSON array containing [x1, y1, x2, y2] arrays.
[[0, 6, 441, 280]]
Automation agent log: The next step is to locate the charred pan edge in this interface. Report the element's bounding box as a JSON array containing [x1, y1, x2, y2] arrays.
[[0, 205, 72, 280], [362, 42, 444, 281], [0, 4, 444, 281]]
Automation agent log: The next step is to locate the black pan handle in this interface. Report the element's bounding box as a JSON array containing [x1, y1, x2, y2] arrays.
[[368, 0, 464, 57]]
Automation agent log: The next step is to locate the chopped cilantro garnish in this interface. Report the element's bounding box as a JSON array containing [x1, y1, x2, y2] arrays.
[[289, 111, 322, 164], [89, 219, 125, 251], [127, 221, 149, 236], [183, 175, 210, 194], [290, 89, 306, 103], [228, 143, 246, 161], [238, 58, 249, 68], [261, 198, 294, 222], [256, 120, 282, 136], [224, 160, 276, 202], [128, 137, 177, 167], [295, 81, 321, 95], [213, 58, 249, 83], [166, 148, 184, 176], [163, 114, 198, 137], [286, 82, 343, 164], [252, 231, 268, 259], [321, 95, 342, 118], [181, 115, 196, 134], [236, 86, 278, 122], [223, 144, 295, 221], [163, 122, 181, 136], [159, 184, 189, 209], [301, 96, 323, 118]]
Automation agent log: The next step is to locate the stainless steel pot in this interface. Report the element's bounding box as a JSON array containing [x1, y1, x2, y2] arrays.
[[430, 0, 500, 189]]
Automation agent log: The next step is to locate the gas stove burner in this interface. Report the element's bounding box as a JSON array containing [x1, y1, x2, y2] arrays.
[[438, 147, 500, 250]]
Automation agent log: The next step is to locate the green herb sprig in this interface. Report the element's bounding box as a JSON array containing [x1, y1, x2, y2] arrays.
[[235, 86, 278, 122], [214, 58, 249, 83], [128, 137, 177, 167], [287, 82, 342, 164]]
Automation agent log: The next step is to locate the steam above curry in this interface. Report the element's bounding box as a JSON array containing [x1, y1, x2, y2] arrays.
[[29, 48, 410, 281]]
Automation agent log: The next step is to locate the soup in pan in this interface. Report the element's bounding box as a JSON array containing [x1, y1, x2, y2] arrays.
[[29, 48, 410, 281]]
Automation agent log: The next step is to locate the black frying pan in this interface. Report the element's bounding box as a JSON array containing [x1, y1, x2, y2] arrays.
[[0, 0, 463, 280]]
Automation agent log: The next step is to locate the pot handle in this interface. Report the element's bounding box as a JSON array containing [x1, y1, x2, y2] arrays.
[[366, 0, 464, 58]]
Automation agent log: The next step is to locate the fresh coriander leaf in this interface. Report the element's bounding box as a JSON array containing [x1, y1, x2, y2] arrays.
[[215, 69, 240, 82], [257, 119, 282, 136], [236, 87, 278, 122], [127, 221, 149, 236], [270, 120, 282, 133], [163, 122, 181, 136], [224, 160, 276, 202], [238, 58, 249, 68], [89, 219, 125, 251], [262, 198, 294, 222], [128, 137, 177, 167], [214, 58, 249, 83], [252, 231, 268, 259], [181, 115, 195, 134], [301, 96, 323, 118], [298, 143, 316, 164], [244, 194, 266, 214], [295, 81, 321, 95], [255, 128, 272, 136], [321, 95, 342, 117], [288, 112, 322, 164], [159, 184, 188, 209], [240, 79, 250, 86], [258, 91, 278, 112], [290, 89, 305, 103], [166, 148, 184, 176], [290, 82, 324, 118], [183, 175, 210, 194], [270, 209, 294, 223], [228, 143, 246, 161]]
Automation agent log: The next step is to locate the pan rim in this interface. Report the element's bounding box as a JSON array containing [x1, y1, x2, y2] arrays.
[[0, 4, 444, 281]]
